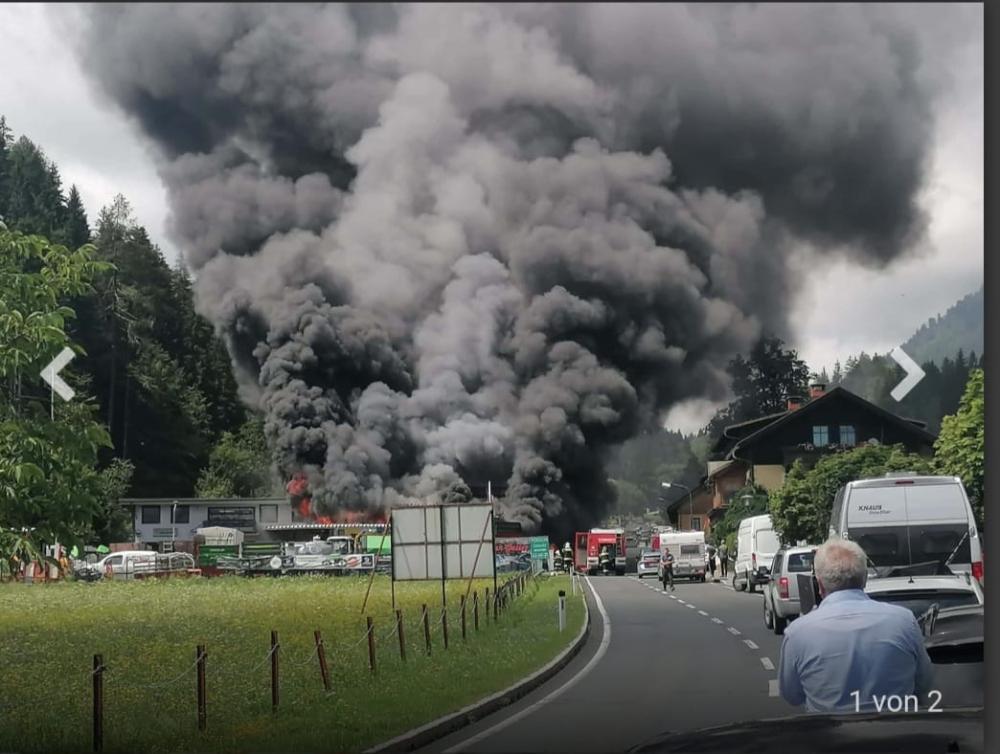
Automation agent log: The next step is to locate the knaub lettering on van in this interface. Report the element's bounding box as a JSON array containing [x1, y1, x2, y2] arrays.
[[856, 504, 891, 514]]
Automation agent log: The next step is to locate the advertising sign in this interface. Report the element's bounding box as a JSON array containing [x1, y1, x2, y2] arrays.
[[391, 503, 495, 582]]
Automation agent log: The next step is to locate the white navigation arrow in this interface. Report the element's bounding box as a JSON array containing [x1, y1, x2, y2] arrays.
[[40, 347, 76, 402], [889, 346, 925, 402]]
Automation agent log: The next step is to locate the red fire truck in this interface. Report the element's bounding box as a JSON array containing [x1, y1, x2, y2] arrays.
[[574, 528, 627, 575]]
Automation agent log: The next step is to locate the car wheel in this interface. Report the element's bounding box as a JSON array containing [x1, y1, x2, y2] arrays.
[[748, 578, 756, 594], [763, 600, 773, 629], [773, 612, 788, 635], [734, 572, 745, 592]]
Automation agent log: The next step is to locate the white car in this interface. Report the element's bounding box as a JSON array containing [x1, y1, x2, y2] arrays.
[[636, 550, 660, 578], [762, 545, 817, 634], [733, 514, 780, 593]]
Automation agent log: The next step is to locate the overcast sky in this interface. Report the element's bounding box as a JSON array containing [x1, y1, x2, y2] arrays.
[[1, 4, 982, 433]]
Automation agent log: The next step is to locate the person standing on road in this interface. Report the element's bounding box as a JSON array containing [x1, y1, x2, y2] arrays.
[[661, 547, 675, 591], [778, 538, 933, 713], [706, 543, 717, 579], [718, 542, 728, 578]]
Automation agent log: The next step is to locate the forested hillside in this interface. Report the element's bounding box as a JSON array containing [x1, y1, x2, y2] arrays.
[[0, 116, 271, 521], [902, 287, 983, 365]]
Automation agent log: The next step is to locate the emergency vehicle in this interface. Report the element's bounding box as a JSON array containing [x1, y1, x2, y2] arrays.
[[573, 528, 627, 575]]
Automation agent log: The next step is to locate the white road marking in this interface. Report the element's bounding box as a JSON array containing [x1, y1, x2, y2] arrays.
[[686, 604, 696, 609], [727, 627, 741, 636], [443, 575, 611, 752], [677, 599, 687, 605], [743, 639, 759, 650], [670, 595, 678, 600], [697, 610, 708, 616], [711, 617, 723, 624], [760, 657, 775, 671], [769, 679, 779, 697]]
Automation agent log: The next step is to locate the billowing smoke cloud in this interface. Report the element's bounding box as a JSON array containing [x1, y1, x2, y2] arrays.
[[67, 3, 961, 536]]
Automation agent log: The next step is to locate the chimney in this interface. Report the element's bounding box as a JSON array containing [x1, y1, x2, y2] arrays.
[[809, 382, 827, 400], [787, 396, 804, 411]]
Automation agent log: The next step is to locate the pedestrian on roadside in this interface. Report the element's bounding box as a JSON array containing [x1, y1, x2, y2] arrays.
[[778, 538, 933, 713], [718, 542, 728, 577], [661, 547, 675, 592], [706, 544, 716, 579]]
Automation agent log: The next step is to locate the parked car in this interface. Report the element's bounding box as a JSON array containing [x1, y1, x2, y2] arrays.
[[636, 550, 660, 578], [762, 545, 817, 634], [828, 474, 983, 584], [733, 515, 780, 593]]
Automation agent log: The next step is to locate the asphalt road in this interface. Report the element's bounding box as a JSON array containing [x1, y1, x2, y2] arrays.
[[418, 573, 983, 754]]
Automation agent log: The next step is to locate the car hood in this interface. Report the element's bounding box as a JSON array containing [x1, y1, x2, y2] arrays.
[[629, 709, 984, 754]]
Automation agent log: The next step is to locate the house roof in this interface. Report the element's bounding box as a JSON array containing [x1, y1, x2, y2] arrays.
[[121, 497, 289, 506], [725, 386, 937, 460]]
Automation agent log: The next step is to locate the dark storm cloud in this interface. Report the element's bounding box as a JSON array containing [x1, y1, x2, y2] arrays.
[[69, 3, 953, 536]]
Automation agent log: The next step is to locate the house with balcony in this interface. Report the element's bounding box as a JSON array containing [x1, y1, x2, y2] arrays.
[[666, 382, 937, 536]]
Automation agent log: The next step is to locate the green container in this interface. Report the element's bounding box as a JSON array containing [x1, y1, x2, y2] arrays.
[[198, 545, 240, 567], [364, 535, 391, 554]]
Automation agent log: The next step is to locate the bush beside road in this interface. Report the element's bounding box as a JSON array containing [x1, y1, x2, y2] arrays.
[[0, 573, 585, 753]]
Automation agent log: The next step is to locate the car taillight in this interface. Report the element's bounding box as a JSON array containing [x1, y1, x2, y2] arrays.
[[752, 553, 757, 568], [778, 577, 789, 599], [972, 561, 983, 582]]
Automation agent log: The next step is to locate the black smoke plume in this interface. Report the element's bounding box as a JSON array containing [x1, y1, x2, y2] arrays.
[[66, 3, 964, 537]]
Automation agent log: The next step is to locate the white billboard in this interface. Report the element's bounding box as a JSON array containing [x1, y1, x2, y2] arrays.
[[391, 503, 496, 582]]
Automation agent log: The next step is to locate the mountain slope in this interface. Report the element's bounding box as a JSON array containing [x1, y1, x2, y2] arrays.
[[902, 286, 983, 364]]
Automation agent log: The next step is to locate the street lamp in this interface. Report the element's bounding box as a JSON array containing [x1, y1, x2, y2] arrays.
[[662, 482, 694, 529]]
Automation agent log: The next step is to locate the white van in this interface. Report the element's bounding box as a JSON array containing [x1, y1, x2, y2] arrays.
[[658, 530, 706, 582], [733, 515, 780, 593], [829, 475, 983, 583]]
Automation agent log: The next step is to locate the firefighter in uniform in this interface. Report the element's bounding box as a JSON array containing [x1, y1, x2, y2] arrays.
[[553, 546, 563, 573], [599, 545, 611, 575], [562, 541, 573, 573]]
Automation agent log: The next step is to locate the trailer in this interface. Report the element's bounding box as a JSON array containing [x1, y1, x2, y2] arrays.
[[574, 528, 627, 575]]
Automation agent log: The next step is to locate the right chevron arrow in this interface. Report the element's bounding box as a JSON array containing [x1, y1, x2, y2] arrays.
[[889, 346, 926, 402]]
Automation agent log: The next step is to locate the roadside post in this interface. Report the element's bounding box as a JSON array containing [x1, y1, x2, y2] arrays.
[[558, 589, 566, 632], [366, 616, 376, 675], [395, 610, 406, 661]]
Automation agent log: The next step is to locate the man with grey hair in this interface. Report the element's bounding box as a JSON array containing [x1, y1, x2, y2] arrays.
[[778, 538, 933, 712]]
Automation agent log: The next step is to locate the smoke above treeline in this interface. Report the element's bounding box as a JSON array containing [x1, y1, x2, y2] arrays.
[[67, 3, 959, 537]]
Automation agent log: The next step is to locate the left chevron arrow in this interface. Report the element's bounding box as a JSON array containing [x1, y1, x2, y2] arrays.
[[40, 347, 76, 402]]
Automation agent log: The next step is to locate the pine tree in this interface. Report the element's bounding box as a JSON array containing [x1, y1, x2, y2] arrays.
[[63, 185, 91, 249], [0, 116, 11, 222]]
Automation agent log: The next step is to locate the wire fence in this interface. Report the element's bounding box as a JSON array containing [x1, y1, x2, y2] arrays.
[[60, 571, 542, 752]]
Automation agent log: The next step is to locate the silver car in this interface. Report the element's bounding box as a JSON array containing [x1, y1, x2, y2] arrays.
[[865, 573, 984, 618], [636, 550, 660, 578], [762, 545, 817, 635]]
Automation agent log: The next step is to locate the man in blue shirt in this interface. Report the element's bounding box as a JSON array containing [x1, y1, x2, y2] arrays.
[[778, 538, 933, 713]]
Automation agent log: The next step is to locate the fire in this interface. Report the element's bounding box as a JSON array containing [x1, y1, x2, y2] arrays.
[[286, 474, 387, 525]]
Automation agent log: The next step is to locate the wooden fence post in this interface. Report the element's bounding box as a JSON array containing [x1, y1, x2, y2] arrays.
[[92, 654, 104, 753], [473, 591, 480, 631], [196, 645, 207, 732], [314, 630, 331, 692], [442, 607, 449, 650], [366, 616, 377, 675], [460, 595, 467, 640], [396, 610, 406, 662], [270, 630, 280, 713], [422, 604, 432, 655]]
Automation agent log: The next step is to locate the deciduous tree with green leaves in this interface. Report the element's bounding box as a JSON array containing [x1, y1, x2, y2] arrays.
[[769, 443, 933, 545], [934, 368, 984, 525], [0, 228, 112, 555]]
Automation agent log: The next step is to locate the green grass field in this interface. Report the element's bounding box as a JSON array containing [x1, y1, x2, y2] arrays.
[[0, 572, 585, 753]]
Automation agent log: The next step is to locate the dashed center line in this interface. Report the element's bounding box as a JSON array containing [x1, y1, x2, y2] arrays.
[[727, 627, 742, 636], [686, 604, 696, 609], [743, 639, 759, 650], [760, 657, 775, 671], [697, 610, 708, 616], [769, 679, 779, 697], [711, 617, 723, 624]]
